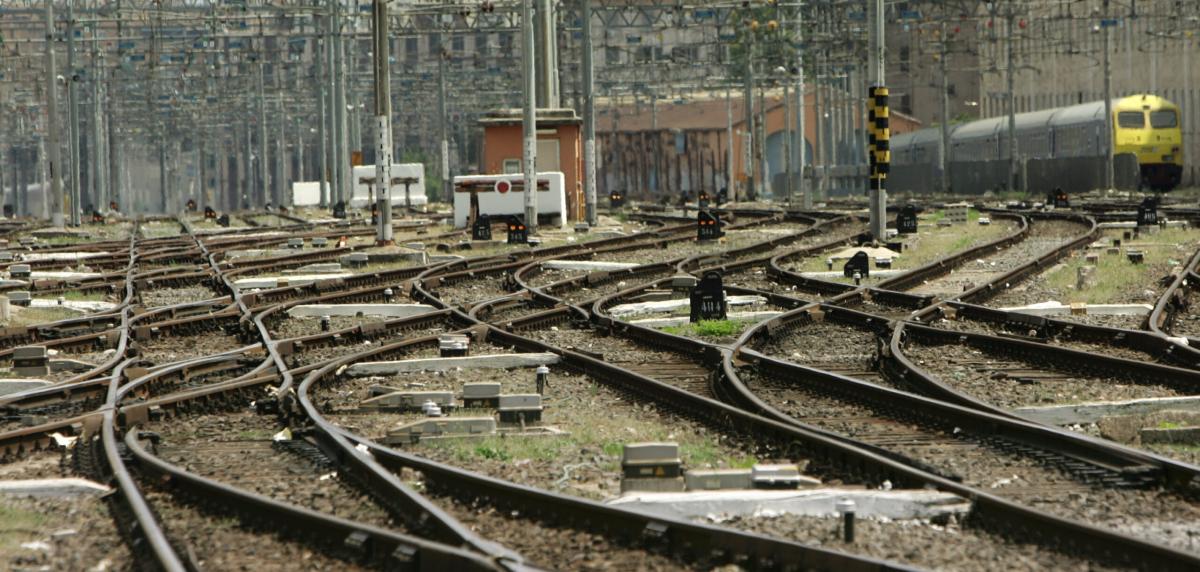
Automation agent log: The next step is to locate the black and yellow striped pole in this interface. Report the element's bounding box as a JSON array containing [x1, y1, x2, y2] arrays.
[[867, 0, 888, 239], [870, 86, 890, 192]]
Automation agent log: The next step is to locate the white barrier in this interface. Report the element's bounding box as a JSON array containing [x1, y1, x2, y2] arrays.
[[351, 164, 427, 208], [291, 181, 327, 206], [451, 172, 566, 228]]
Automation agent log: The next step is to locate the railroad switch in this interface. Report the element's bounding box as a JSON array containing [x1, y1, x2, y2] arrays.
[[438, 334, 470, 357], [9, 264, 31, 280], [462, 382, 501, 408], [13, 345, 48, 376], [7, 291, 32, 307]]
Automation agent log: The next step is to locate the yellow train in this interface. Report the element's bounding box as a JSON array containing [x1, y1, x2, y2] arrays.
[[892, 94, 1184, 193], [1112, 94, 1183, 191]]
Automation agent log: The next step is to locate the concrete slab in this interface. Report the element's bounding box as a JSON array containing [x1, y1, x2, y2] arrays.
[[631, 311, 784, 328], [28, 271, 104, 280], [21, 252, 110, 262], [0, 379, 51, 396], [1140, 426, 1200, 444], [233, 274, 354, 290], [607, 488, 970, 521], [543, 260, 640, 272], [999, 301, 1152, 317], [826, 246, 902, 261], [1013, 396, 1200, 426], [0, 478, 112, 498], [224, 249, 295, 259], [287, 303, 436, 319], [1098, 221, 1187, 229], [345, 352, 560, 376], [283, 263, 345, 275], [29, 298, 117, 313], [800, 269, 905, 279], [610, 295, 767, 318]]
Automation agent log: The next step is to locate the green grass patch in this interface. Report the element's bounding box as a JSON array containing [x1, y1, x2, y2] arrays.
[[661, 319, 747, 339], [793, 208, 1011, 277], [1040, 227, 1200, 304], [1158, 421, 1184, 430], [421, 385, 758, 473], [3, 306, 81, 327], [0, 502, 47, 552]]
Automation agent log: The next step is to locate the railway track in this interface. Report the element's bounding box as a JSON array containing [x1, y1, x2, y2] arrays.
[[4, 206, 1200, 570]]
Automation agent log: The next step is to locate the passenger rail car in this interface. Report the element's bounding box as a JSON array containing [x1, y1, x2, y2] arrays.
[[892, 94, 1183, 193]]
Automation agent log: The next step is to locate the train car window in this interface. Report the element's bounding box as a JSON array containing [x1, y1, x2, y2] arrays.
[[1117, 111, 1145, 128], [1150, 110, 1178, 128]]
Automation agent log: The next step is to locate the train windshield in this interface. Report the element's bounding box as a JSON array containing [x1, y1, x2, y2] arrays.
[[1150, 110, 1178, 128], [1117, 111, 1145, 128]]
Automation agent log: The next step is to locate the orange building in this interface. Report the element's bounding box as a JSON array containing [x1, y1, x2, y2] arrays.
[[477, 109, 584, 222]]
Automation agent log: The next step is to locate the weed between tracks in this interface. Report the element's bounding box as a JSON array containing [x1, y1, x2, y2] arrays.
[[1033, 227, 1200, 305], [661, 319, 748, 339], [791, 209, 1013, 280], [420, 391, 760, 482]]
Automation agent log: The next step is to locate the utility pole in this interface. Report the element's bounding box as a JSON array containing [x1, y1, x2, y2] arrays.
[[536, 0, 559, 107], [44, 0, 65, 227], [743, 28, 755, 201], [66, 0, 80, 225], [866, 0, 887, 239], [1005, 6, 1018, 192], [322, 4, 335, 207], [372, 0, 393, 244], [257, 60, 269, 207], [318, 60, 329, 207], [581, 0, 597, 224], [796, 2, 809, 209], [275, 73, 286, 207], [725, 85, 734, 199], [939, 21, 952, 195], [91, 29, 106, 215], [438, 49, 449, 211], [521, 0, 538, 232], [783, 80, 792, 201], [1102, 0, 1115, 191]]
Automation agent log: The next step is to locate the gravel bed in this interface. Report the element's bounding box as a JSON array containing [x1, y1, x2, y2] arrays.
[[427, 494, 697, 571], [925, 317, 1157, 362], [1168, 306, 1200, 339], [138, 331, 245, 366], [0, 450, 130, 571], [321, 333, 800, 501], [524, 267, 588, 288], [785, 217, 1018, 286], [140, 284, 222, 307], [737, 367, 1200, 554], [152, 409, 400, 530], [289, 325, 452, 368], [431, 276, 514, 307], [723, 267, 820, 299], [754, 321, 906, 390], [983, 226, 1198, 311], [143, 490, 369, 571], [555, 269, 677, 306], [902, 341, 1186, 408], [271, 314, 388, 340], [717, 512, 1120, 572], [908, 219, 1090, 298]]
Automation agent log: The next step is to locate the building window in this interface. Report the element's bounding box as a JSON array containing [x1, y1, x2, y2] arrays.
[[606, 46, 621, 65], [500, 32, 514, 58]]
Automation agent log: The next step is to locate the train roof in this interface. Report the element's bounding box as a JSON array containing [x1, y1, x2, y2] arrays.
[[892, 127, 947, 146], [891, 94, 1178, 150]]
